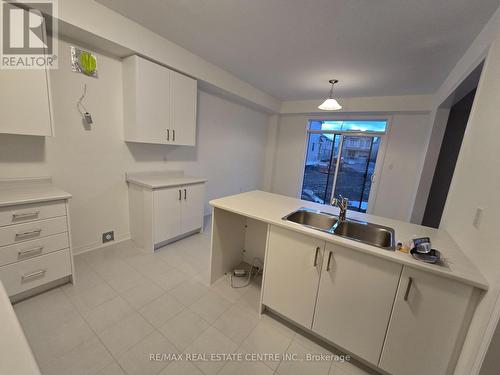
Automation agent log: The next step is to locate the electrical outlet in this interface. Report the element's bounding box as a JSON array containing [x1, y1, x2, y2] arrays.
[[472, 207, 483, 229], [102, 231, 114, 243]]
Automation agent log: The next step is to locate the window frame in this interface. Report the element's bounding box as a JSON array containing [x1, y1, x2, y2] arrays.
[[298, 115, 393, 215]]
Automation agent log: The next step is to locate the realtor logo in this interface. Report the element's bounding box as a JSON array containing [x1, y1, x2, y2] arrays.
[[1, 0, 58, 69]]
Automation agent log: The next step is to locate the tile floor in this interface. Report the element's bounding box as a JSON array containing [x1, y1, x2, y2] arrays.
[[13, 219, 376, 375]]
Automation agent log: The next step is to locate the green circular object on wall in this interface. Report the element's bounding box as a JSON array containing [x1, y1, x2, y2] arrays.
[[79, 52, 96, 75]]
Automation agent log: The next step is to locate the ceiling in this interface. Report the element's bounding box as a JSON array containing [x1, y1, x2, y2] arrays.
[[97, 0, 500, 101]]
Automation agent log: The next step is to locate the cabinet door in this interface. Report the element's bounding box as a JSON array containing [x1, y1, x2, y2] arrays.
[[134, 56, 171, 144], [170, 70, 197, 146], [262, 225, 324, 328], [312, 243, 402, 365], [153, 187, 181, 245], [380, 267, 474, 375], [0, 68, 52, 136], [180, 183, 204, 233]]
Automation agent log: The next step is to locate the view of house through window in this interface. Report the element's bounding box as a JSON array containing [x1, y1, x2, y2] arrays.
[[301, 120, 387, 212]]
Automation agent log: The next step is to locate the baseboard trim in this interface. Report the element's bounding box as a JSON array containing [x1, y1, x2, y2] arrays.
[[72, 232, 131, 255], [154, 229, 201, 250], [11, 276, 71, 304]]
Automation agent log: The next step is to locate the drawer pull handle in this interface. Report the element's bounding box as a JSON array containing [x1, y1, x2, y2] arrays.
[[173, 130, 176, 141], [313, 246, 320, 267], [21, 269, 46, 282], [184, 189, 187, 200], [18, 246, 44, 259], [12, 211, 40, 220], [178, 189, 182, 200], [404, 277, 413, 302], [167, 129, 170, 141], [15, 229, 42, 239], [326, 251, 333, 271]]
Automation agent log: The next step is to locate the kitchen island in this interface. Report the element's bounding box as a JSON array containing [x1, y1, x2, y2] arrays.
[[209, 190, 487, 375]]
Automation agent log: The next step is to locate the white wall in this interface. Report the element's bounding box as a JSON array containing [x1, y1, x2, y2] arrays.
[[439, 19, 500, 374], [269, 113, 431, 222], [410, 107, 451, 223], [0, 39, 270, 253], [280, 95, 433, 114], [371, 114, 432, 221], [41, 0, 280, 113]]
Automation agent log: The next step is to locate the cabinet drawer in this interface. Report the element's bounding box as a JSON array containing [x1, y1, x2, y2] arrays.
[[0, 201, 66, 227], [0, 249, 72, 297], [0, 216, 68, 247], [0, 233, 69, 267]]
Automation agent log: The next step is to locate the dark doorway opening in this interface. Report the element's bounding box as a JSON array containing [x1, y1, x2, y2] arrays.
[[422, 88, 476, 228]]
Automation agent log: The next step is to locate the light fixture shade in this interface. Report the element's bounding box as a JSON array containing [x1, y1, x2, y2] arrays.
[[318, 98, 342, 111]]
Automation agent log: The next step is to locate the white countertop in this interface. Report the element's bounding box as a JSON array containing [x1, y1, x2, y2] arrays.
[[0, 177, 72, 207], [126, 171, 207, 189], [210, 191, 488, 290], [0, 282, 41, 375]]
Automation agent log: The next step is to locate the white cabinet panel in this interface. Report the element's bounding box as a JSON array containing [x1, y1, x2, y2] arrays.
[[170, 70, 197, 146], [263, 225, 324, 328], [0, 68, 52, 136], [0, 233, 69, 267], [0, 216, 68, 247], [123, 55, 171, 144], [0, 201, 66, 227], [0, 248, 71, 297], [129, 178, 205, 251], [313, 243, 401, 365], [181, 184, 204, 233], [123, 55, 197, 145], [380, 267, 474, 375], [153, 187, 182, 244]]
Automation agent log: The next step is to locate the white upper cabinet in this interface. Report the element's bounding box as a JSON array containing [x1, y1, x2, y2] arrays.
[[312, 243, 402, 365], [0, 66, 53, 137], [170, 69, 197, 146], [379, 266, 474, 375], [122, 55, 197, 145]]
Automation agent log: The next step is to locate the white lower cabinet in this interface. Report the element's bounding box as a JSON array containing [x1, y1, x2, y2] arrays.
[[262, 226, 324, 328], [153, 187, 182, 244], [0, 249, 72, 297], [262, 225, 477, 375], [0, 189, 73, 301], [312, 243, 402, 365], [379, 267, 474, 375], [128, 180, 205, 251], [180, 183, 205, 233], [153, 184, 205, 247]]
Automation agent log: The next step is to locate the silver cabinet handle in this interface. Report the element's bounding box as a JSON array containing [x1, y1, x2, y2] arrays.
[[18, 246, 44, 259], [313, 246, 320, 267], [173, 130, 176, 141], [15, 229, 42, 239], [178, 189, 182, 200], [167, 129, 170, 141], [21, 269, 46, 282], [12, 211, 40, 220], [184, 188, 187, 200], [326, 251, 333, 271], [404, 277, 413, 301]]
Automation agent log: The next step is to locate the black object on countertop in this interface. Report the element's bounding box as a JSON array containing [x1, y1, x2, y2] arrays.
[[410, 247, 441, 264]]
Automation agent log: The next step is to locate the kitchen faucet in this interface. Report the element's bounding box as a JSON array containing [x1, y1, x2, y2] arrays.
[[331, 195, 349, 221]]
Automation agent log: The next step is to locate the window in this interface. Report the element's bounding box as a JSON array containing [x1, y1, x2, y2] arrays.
[[301, 120, 387, 212]]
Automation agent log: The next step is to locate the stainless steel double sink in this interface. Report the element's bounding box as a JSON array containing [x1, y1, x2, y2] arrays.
[[283, 208, 395, 250]]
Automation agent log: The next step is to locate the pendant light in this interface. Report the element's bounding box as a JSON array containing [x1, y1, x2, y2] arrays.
[[318, 79, 342, 111]]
